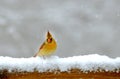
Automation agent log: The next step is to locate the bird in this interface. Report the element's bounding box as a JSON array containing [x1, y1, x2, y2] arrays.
[[34, 31, 57, 58]]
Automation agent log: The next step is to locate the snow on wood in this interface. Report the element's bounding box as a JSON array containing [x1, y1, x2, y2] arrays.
[[0, 54, 120, 73]]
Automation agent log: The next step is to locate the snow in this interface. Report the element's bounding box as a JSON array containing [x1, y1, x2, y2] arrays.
[[0, 54, 120, 73]]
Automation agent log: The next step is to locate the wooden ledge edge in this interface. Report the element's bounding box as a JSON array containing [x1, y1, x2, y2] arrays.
[[0, 69, 120, 79]]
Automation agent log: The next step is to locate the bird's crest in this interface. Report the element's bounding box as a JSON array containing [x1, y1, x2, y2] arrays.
[[47, 31, 54, 43], [47, 31, 52, 38]]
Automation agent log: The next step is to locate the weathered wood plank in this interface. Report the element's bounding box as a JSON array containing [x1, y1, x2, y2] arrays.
[[0, 69, 120, 79]]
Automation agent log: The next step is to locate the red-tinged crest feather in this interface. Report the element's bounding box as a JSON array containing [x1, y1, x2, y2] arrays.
[[47, 31, 52, 38]]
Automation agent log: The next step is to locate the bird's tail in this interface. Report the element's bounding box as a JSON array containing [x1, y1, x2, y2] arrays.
[[33, 53, 38, 57]]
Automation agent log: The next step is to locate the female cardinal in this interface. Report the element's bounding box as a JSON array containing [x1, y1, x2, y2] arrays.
[[34, 31, 57, 57]]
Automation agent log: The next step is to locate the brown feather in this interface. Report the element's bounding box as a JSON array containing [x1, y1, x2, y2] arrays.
[[39, 42, 45, 50]]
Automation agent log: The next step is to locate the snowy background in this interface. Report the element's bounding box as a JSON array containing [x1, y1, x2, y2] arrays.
[[0, 0, 120, 58]]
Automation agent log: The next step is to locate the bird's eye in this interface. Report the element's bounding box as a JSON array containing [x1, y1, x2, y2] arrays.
[[50, 38, 52, 41], [47, 38, 52, 43]]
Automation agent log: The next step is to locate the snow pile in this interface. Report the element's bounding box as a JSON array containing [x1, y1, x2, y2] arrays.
[[0, 54, 120, 73]]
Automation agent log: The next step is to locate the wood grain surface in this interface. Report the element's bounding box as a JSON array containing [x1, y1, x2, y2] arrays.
[[0, 69, 120, 79]]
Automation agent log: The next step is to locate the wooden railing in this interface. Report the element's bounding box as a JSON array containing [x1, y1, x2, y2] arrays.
[[0, 69, 120, 79], [0, 54, 120, 79]]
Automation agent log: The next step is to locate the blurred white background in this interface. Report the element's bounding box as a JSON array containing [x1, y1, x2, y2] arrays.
[[0, 0, 120, 58]]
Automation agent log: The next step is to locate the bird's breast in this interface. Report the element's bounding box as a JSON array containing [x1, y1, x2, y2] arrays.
[[39, 41, 57, 56]]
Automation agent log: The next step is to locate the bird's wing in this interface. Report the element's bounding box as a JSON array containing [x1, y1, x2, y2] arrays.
[[33, 42, 45, 57], [39, 42, 45, 50]]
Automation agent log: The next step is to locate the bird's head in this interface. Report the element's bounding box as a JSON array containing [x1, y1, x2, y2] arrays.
[[46, 31, 53, 43]]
